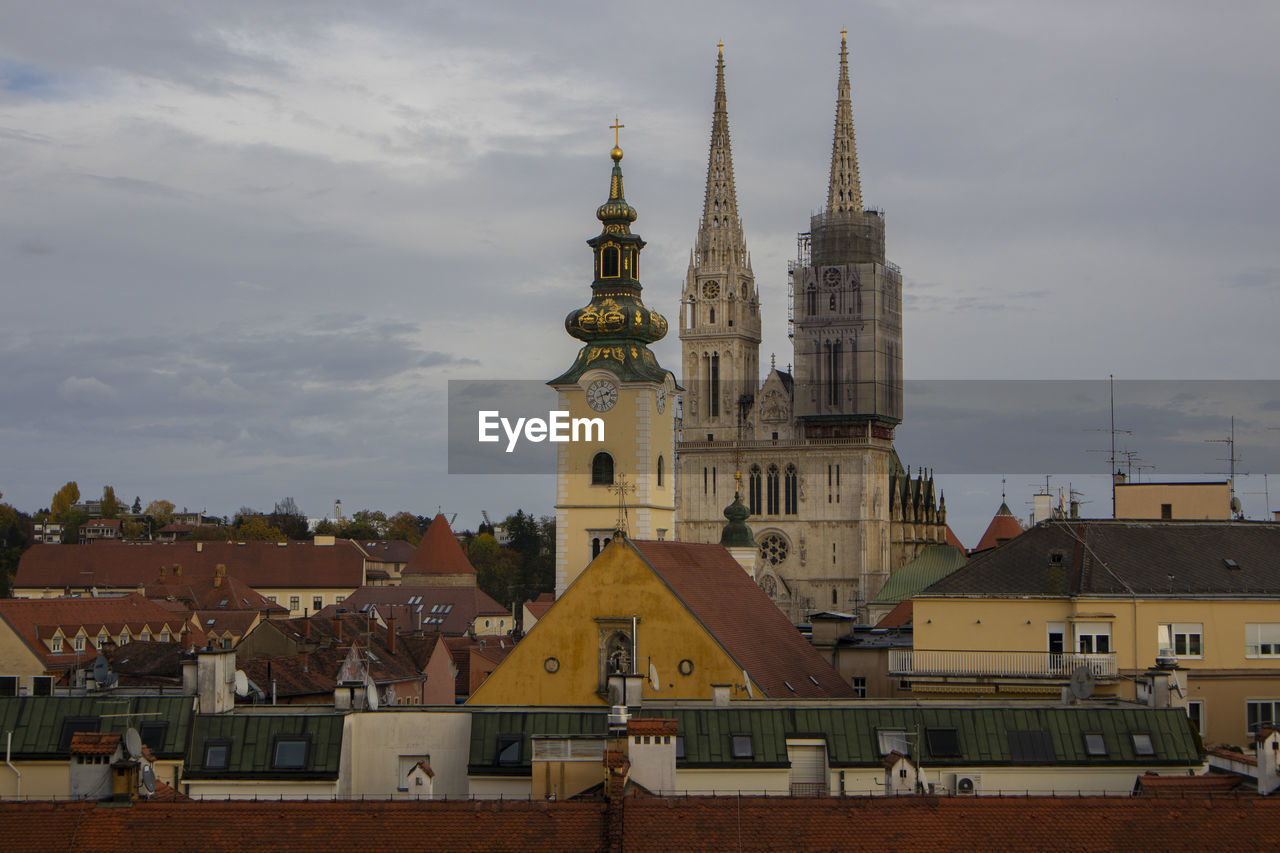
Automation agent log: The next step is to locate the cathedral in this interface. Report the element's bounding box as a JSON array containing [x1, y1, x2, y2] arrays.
[[674, 36, 946, 623], [549, 35, 946, 622]]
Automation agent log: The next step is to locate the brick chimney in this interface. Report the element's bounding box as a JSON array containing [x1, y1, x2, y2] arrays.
[[301, 618, 311, 640], [174, 562, 183, 577], [335, 618, 343, 642], [158, 564, 167, 582], [214, 563, 226, 587], [386, 614, 396, 655]]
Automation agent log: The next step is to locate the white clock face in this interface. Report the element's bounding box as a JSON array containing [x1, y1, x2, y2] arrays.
[[586, 379, 618, 412]]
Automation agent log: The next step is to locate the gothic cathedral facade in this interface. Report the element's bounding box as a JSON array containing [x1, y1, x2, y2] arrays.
[[676, 38, 946, 623]]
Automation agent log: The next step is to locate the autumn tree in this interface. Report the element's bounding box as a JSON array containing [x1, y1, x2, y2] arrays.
[[234, 514, 285, 542], [50, 482, 80, 519], [145, 500, 175, 528], [121, 518, 146, 540], [386, 511, 422, 545], [268, 497, 309, 540], [0, 493, 34, 597], [100, 485, 120, 519]]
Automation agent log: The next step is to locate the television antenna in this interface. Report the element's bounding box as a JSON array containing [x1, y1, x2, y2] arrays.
[[1088, 374, 1131, 516], [1206, 416, 1248, 514]]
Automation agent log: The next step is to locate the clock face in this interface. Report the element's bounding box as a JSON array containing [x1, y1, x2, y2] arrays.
[[656, 389, 666, 413], [823, 267, 841, 288], [586, 379, 618, 412], [702, 280, 720, 299]]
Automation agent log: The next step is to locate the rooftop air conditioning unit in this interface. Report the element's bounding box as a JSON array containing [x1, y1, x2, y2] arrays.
[[956, 774, 981, 796]]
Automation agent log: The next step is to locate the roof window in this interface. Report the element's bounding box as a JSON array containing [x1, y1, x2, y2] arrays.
[[1131, 733, 1155, 756], [1084, 733, 1107, 757], [731, 735, 754, 759], [272, 735, 311, 770], [497, 734, 522, 765], [926, 728, 961, 757], [203, 739, 232, 769]]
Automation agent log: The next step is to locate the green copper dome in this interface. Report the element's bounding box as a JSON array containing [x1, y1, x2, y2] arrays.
[[551, 143, 671, 386], [720, 489, 754, 548]]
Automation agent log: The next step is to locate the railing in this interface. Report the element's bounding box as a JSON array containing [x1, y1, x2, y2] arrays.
[[889, 649, 1118, 680], [789, 782, 828, 797]]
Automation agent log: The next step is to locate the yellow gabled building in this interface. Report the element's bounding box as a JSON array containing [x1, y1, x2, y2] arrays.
[[467, 537, 853, 706], [902, 519, 1280, 749]]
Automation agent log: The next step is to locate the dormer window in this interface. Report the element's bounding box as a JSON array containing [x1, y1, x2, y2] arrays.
[[51, 636, 63, 653]]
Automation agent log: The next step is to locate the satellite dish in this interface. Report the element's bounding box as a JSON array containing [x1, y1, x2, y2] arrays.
[[1069, 665, 1096, 700], [92, 655, 110, 686], [365, 680, 379, 711], [233, 670, 249, 697], [124, 727, 142, 759], [1231, 496, 1243, 514], [140, 764, 156, 795], [649, 663, 660, 691], [742, 669, 754, 699]]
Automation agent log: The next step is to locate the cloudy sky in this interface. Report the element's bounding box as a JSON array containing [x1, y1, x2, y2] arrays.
[[2, 1, 1278, 545]]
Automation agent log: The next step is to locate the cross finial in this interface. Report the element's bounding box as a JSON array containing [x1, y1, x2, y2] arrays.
[[841, 27, 847, 42], [717, 40, 724, 57], [610, 117, 625, 148], [609, 474, 636, 538]]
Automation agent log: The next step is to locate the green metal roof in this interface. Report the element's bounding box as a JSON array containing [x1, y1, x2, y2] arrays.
[[870, 544, 968, 606], [184, 712, 345, 781], [658, 706, 1201, 769], [0, 695, 193, 760], [468, 710, 607, 776]]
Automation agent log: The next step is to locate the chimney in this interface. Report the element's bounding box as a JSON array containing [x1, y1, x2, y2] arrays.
[[301, 618, 311, 640], [159, 564, 167, 582], [335, 619, 343, 642], [386, 614, 396, 655], [174, 562, 183, 577], [214, 564, 226, 587]]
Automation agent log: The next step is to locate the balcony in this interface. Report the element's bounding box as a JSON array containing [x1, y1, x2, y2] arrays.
[[889, 649, 1118, 681]]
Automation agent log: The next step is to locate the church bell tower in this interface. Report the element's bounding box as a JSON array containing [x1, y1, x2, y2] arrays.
[[549, 129, 679, 596]]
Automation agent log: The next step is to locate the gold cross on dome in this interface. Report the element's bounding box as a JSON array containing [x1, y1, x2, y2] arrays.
[[718, 40, 724, 56], [610, 117, 625, 147]]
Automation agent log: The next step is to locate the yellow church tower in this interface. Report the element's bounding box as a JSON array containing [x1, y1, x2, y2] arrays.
[[549, 128, 679, 596]]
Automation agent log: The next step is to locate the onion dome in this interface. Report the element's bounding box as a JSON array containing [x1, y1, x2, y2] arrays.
[[551, 139, 673, 386], [720, 489, 754, 548]]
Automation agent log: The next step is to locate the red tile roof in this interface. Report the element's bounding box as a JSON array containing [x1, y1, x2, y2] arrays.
[[69, 732, 121, 756], [405, 515, 476, 578], [875, 599, 913, 628], [971, 502, 1025, 554], [631, 540, 854, 699], [1209, 747, 1257, 766], [15, 540, 366, 591], [627, 719, 678, 737], [0, 593, 195, 668], [325, 585, 508, 636], [1137, 772, 1243, 794], [944, 525, 965, 551], [3, 795, 1280, 851], [524, 593, 555, 622]]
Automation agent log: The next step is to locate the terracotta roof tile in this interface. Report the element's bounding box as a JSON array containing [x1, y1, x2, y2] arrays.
[[630, 540, 853, 699], [405, 515, 476, 578], [971, 502, 1025, 554], [3, 795, 1280, 851], [0, 594, 194, 668], [627, 719, 678, 737], [875, 599, 913, 628], [69, 732, 121, 756], [1137, 772, 1243, 794], [15, 540, 367, 591]]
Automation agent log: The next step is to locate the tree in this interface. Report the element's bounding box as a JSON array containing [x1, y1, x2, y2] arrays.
[[268, 497, 309, 540], [501, 510, 556, 601], [60, 509, 88, 544], [313, 518, 338, 536], [188, 523, 231, 541], [386, 511, 422, 545], [100, 486, 120, 519], [0, 495, 34, 597], [121, 518, 146, 540], [338, 510, 387, 540], [131, 496, 142, 514], [145, 500, 175, 527], [233, 515, 285, 542], [469, 533, 521, 605], [50, 482, 80, 519]]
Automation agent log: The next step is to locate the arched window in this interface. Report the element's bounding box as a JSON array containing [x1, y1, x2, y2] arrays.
[[592, 452, 614, 485], [657, 455, 665, 487], [703, 467, 708, 495], [709, 307, 715, 324], [766, 465, 780, 515], [749, 465, 762, 516], [832, 588, 838, 606], [785, 465, 798, 515], [593, 537, 602, 558], [710, 353, 721, 417], [602, 246, 620, 278], [807, 282, 817, 316]]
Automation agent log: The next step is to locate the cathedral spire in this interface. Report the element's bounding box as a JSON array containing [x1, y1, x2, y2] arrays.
[[826, 29, 863, 215], [697, 42, 746, 268]]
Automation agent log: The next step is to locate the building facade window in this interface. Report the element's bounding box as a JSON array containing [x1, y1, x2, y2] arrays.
[[1075, 622, 1111, 654], [1246, 624, 1280, 658], [51, 636, 62, 653], [784, 465, 798, 514], [289, 596, 300, 612], [766, 465, 780, 515], [1186, 701, 1204, 734], [759, 533, 789, 566], [709, 353, 720, 417], [851, 676, 867, 698], [1248, 700, 1280, 733], [657, 455, 664, 487], [313, 596, 323, 612], [591, 452, 614, 486], [1157, 623, 1203, 658], [748, 465, 762, 516]]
